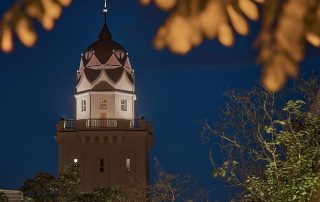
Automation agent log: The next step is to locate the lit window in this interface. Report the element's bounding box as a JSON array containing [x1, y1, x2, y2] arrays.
[[81, 100, 86, 112], [126, 158, 131, 172], [100, 159, 104, 173], [121, 99, 127, 111], [73, 158, 78, 163], [100, 98, 107, 109]]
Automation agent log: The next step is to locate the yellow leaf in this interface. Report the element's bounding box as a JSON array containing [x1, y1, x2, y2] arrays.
[[154, 0, 177, 11], [239, 0, 259, 20], [1, 26, 13, 53], [41, 0, 62, 20], [275, 53, 298, 78], [166, 14, 192, 54], [306, 32, 320, 47], [262, 61, 286, 92], [227, 5, 249, 35], [253, 0, 265, 3], [139, 0, 151, 6], [42, 15, 55, 30], [190, 17, 203, 46], [218, 23, 234, 46], [57, 0, 72, 7], [154, 26, 167, 50], [198, 0, 225, 39], [16, 18, 37, 47], [258, 43, 272, 61], [276, 16, 304, 62], [26, 4, 42, 19]]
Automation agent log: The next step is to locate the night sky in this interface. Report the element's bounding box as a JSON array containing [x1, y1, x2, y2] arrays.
[[0, 1, 320, 200]]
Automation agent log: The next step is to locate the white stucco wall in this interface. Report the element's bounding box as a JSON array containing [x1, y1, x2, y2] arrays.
[[75, 91, 135, 120], [90, 93, 115, 119], [114, 73, 134, 92], [115, 92, 135, 119], [77, 75, 92, 92], [75, 93, 91, 120]]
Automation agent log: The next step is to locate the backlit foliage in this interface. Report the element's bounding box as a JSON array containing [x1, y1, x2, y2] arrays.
[[202, 77, 320, 201], [0, 192, 9, 202], [21, 163, 123, 201], [140, 0, 320, 92], [1, 0, 320, 92], [0, 0, 71, 52]]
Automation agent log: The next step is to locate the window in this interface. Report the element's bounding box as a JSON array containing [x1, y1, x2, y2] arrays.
[[104, 136, 108, 144], [121, 99, 127, 111], [126, 158, 131, 172], [99, 159, 104, 173], [81, 100, 86, 112], [100, 98, 107, 109], [113, 136, 117, 143]]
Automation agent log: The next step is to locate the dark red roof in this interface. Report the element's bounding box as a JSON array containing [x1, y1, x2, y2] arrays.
[[84, 68, 101, 83], [77, 23, 134, 90], [83, 23, 127, 65], [125, 71, 134, 83], [105, 67, 124, 83]]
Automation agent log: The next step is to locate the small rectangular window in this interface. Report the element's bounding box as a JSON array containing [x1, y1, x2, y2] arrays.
[[126, 158, 131, 172], [100, 159, 104, 173], [113, 136, 117, 143], [85, 136, 90, 143], [81, 100, 86, 112], [104, 136, 108, 144], [100, 98, 107, 109], [121, 99, 127, 111], [95, 136, 99, 143]]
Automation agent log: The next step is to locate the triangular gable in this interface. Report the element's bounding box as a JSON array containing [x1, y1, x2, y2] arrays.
[[76, 74, 92, 92], [115, 72, 134, 91], [106, 53, 121, 66], [93, 81, 115, 90], [125, 71, 134, 84], [79, 57, 84, 71], [124, 57, 132, 70], [92, 70, 116, 86], [86, 54, 101, 67]]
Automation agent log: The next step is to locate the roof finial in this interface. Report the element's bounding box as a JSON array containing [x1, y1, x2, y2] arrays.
[[103, 0, 108, 23]]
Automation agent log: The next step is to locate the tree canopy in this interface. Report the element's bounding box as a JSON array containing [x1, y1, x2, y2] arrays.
[[0, 192, 9, 202], [20, 163, 123, 202], [202, 76, 320, 201]]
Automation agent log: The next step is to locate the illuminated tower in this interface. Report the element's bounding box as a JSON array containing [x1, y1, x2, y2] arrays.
[[55, 2, 154, 191]]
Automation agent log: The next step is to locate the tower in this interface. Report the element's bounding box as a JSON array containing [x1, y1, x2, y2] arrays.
[[55, 3, 154, 192]]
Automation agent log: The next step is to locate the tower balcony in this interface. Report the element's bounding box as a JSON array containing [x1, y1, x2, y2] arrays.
[[56, 118, 153, 132]]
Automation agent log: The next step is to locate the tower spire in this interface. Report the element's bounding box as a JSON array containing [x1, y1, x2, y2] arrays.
[[103, 0, 108, 24]]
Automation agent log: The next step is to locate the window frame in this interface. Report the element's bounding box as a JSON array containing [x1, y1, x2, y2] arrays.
[[121, 99, 127, 111], [126, 158, 131, 172], [81, 100, 87, 112], [99, 158, 104, 173], [100, 98, 107, 110]]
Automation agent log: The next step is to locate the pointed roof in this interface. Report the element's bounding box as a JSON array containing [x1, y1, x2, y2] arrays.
[[76, 9, 135, 92], [84, 23, 126, 65], [98, 23, 112, 40]]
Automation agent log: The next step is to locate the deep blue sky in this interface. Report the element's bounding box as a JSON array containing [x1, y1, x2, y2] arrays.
[[0, 0, 319, 200]]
